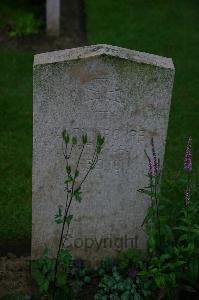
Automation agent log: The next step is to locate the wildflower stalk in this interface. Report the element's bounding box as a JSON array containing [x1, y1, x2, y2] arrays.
[[139, 139, 161, 255], [52, 131, 104, 299], [154, 176, 161, 252], [184, 136, 192, 216], [183, 137, 192, 276]]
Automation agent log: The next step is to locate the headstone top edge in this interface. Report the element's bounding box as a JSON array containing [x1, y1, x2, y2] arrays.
[[34, 44, 175, 70]]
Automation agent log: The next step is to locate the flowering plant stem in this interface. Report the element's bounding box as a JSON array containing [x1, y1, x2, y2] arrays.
[[140, 139, 162, 256], [52, 131, 104, 299]]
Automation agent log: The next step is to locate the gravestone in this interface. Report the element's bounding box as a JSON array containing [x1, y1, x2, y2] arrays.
[[32, 44, 175, 262], [46, 0, 60, 36]]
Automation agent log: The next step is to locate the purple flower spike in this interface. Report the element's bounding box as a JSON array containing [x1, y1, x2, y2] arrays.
[[151, 138, 158, 176], [184, 187, 190, 208], [184, 136, 192, 173], [148, 156, 153, 177]]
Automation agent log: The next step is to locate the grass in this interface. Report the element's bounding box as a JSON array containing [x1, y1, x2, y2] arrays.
[[0, 51, 33, 240], [85, 0, 199, 175], [0, 0, 198, 241], [0, 0, 42, 38]]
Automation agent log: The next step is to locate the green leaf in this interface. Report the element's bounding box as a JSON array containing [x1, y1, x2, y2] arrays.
[[57, 273, 67, 287], [155, 276, 165, 288], [72, 136, 77, 145], [97, 133, 105, 146], [174, 226, 188, 232], [55, 207, 63, 224], [65, 214, 73, 225], [82, 133, 88, 144], [178, 234, 188, 242], [32, 269, 50, 292], [59, 249, 72, 267], [64, 177, 73, 184], [62, 130, 69, 144], [137, 188, 155, 197], [160, 254, 171, 262], [192, 228, 199, 235], [96, 145, 101, 154], [74, 187, 82, 202], [187, 242, 195, 253], [55, 218, 62, 224], [84, 275, 91, 283], [75, 170, 79, 178], [66, 165, 71, 175]]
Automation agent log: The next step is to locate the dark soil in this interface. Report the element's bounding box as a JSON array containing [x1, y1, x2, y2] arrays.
[[0, 254, 98, 298], [0, 0, 86, 54], [0, 255, 33, 297], [0, 240, 31, 257]]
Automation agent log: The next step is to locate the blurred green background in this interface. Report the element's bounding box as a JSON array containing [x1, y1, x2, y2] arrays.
[[0, 0, 198, 243]]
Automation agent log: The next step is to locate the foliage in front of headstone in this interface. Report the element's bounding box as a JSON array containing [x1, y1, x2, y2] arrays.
[[69, 258, 93, 292], [52, 130, 104, 297], [94, 253, 145, 300], [138, 137, 199, 299], [31, 133, 198, 299], [0, 295, 31, 300], [32, 130, 105, 299], [31, 247, 72, 297], [32, 252, 94, 299], [94, 266, 143, 300], [116, 248, 145, 274], [32, 247, 55, 293]]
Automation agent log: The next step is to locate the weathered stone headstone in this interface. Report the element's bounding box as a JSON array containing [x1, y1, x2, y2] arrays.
[[46, 0, 60, 36], [32, 44, 175, 262]]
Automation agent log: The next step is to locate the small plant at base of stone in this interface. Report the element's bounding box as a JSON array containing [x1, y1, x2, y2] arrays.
[[94, 251, 145, 300], [32, 135, 199, 299], [94, 266, 143, 300], [32, 130, 105, 299], [138, 137, 199, 299]]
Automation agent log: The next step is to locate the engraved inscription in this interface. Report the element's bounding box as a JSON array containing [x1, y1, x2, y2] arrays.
[[67, 126, 146, 174], [67, 126, 145, 145]]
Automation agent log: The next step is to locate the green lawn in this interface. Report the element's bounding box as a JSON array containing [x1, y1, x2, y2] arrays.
[[85, 0, 199, 174], [0, 51, 33, 240], [0, 0, 198, 241]]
